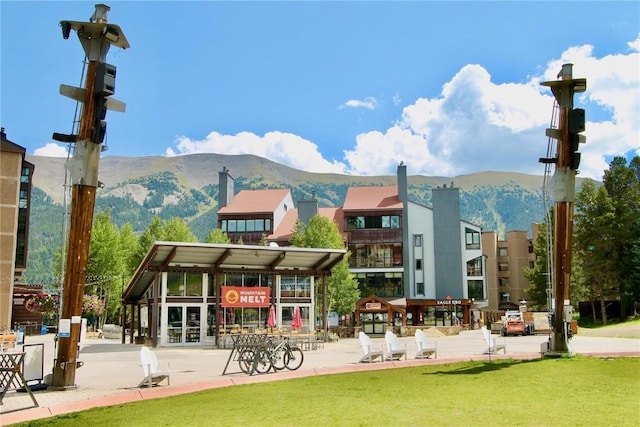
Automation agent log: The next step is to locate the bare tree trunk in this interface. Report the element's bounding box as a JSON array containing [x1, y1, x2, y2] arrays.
[[597, 281, 608, 325]]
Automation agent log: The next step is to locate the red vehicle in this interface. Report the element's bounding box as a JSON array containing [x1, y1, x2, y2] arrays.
[[501, 311, 533, 336]]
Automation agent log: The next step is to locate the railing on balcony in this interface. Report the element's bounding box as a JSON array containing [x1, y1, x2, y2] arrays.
[[226, 232, 267, 245], [348, 229, 402, 244], [349, 256, 402, 269]]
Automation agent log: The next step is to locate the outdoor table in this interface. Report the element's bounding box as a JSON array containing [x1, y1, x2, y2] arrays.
[[0, 351, 39, 407]]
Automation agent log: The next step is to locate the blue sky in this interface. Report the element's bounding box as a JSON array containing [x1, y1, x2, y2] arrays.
[[1, 1, 638, 181]]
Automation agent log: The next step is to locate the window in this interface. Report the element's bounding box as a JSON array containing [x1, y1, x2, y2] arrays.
[[221, 218, 271, 233], [354, 272, 403, 298], [467, 280, 484, 300], [529, 261, 535, 268], [19, 190, 28, 208], [416, 282, 424, 295], [498, 263, 509, 272], [185, 273, 203, 296], [414, 234, 422, 247], [20, 166, 31, 183], [166, 272, 183, 296], [167, 272, 202, 297], [415, 259, 422, 270], [500, 292, 510, 302], [280, 276, 310, 298], [499, 278, 509, 287], [528, 245, 534, 254], [466, 257, 483, 276], [346, 215, 400, 230], [498, 247, 508, 257], [465, 228, 480, 249]]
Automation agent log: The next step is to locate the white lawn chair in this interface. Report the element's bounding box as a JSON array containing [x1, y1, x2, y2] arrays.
[[414, 329, 437, 359], [384, 331, 407, 361], [138, 346, 171, 387], [358, 332, 384, 363], [482, 326, 506, 355]]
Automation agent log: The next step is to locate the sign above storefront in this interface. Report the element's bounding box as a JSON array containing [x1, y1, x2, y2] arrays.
[[437, 299, 462, 305], [221, 286, 270, 307]]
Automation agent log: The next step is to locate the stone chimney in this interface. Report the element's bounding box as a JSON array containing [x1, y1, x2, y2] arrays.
[[218, 166, 234, 209], [298, 191, 319, 224], [397, 161, 408, 202]]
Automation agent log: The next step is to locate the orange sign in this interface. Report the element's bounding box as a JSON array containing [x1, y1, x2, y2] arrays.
[[221, 286, 270, 307]]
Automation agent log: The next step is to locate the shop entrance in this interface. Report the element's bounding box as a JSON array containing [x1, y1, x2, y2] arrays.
[[361, 312, 387, 335], [167, 305, 202, 345]]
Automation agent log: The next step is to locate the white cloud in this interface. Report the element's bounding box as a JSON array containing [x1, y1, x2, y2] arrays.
[[33, 143, 70, 157], [542, 35, 640, 179], [166, 131, 347, 174], [344, 127, 450, 176], [165, 35, 639, 180], [338, 97, 378, 110], [363, 64, 555, 177], [343, 36, 639, 179]]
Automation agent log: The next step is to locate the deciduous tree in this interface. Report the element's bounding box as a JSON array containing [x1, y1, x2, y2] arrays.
[[290, 215, 359, 319]]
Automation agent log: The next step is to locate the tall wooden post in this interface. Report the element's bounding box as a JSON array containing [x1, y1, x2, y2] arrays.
[[51, 4, 129, 388], [541, 64, 587, 353]]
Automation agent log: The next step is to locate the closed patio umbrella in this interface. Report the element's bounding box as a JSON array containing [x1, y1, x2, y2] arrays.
[[292, 306, 302, 330], [267, 305, 277, 330]]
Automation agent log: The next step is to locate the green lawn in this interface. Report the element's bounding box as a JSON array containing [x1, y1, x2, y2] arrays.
[[15, 356, 639, 427]]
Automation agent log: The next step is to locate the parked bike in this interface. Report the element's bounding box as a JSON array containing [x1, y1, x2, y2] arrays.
[[238, 336, 304, 374]]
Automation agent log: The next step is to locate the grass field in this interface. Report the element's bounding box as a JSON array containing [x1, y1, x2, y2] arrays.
[[14, 356, 639, 427]]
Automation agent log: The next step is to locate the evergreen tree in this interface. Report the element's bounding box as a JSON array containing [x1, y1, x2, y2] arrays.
[[574, 180, 617, 324], [602, 156, 640, 317]]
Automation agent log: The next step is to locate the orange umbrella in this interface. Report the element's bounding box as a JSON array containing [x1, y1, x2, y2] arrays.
[[292, 306, 302, 330]]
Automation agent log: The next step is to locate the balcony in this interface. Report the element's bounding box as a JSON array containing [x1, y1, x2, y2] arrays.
[[350, 256, 401, 269], [348, 229, 402, 244]]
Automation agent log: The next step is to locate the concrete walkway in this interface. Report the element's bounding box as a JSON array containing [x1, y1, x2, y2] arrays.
[[2, 330, 638, 425]]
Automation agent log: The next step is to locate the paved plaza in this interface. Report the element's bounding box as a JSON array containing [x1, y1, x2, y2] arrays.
[[2, 329, 639, 425]]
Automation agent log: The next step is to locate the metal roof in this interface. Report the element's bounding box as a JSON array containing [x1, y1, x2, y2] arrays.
[[123, 241, 346, 302]]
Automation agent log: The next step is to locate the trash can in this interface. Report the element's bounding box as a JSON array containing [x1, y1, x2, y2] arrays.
[[41, 324, 48, 335]]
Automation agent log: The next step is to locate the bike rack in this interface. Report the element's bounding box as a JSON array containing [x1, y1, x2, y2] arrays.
[[221, 333, 271, 376]]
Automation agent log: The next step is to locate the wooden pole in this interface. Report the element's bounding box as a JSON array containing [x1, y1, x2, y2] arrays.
[[51, 3, 128, 387], [550, 64, 577, 353], [51, 62, 100, 388]]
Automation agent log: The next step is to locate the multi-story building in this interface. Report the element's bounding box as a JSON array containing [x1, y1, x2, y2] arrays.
[[482, 225, 539, 311], [217, 163, 487, 332], [0, 128, 35, 332]]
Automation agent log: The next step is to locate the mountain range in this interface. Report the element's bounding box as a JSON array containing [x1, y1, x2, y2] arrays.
[[24, 153, 566, 281]]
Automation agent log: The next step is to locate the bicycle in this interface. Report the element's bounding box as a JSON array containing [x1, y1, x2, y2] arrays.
[[268, 336, 304, 371], [238, 336, 304, 374]]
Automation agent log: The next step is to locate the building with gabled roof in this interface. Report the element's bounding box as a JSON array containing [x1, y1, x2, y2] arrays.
[[217, 163, 487, 334]]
